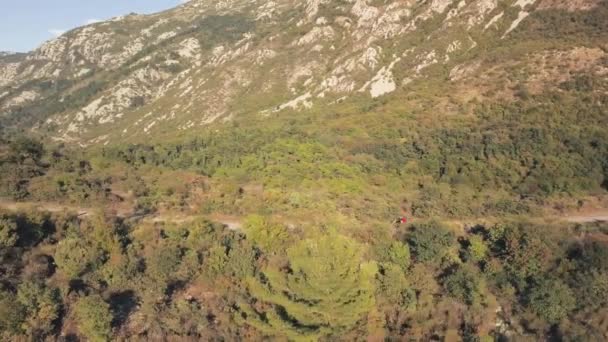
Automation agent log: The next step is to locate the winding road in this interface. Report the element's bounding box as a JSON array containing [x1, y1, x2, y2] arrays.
[[0, 199, 606, 227], [0, 199, 244, 230]]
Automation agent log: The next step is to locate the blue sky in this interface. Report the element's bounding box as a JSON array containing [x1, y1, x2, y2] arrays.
[[0, 0, 186, 52]]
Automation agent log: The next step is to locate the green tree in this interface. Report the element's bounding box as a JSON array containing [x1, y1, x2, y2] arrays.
[[406, 221, 455, 263], [0, 291, 25, 335], [376, 263, 414, 306], [146, 243, 182, 283], [571, 270, 608, 310], [527, 278, 576, 323], [488, 223, 554, 289], [244, 215, 289, 254], [16, 281, 60, 338], [577, 241, 608, 272], [9, 137, 44, 164], [466, 235, 488, 263], [54, 238, 105, 278], [0, 217, 18, 248], [240, 234, 377, 339], [225, 239, 257, 278], [161, 299, 208, 338], [443, 265, 486, 306], [74, 295, 113, 342], [204, 244, 228, 278], [377, 241, 411, 271]]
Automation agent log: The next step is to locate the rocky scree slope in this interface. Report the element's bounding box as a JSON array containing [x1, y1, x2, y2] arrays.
[[0, 0, 606, 145]]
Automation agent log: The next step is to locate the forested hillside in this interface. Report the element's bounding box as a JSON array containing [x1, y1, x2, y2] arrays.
[[1, 0, 607, 340]]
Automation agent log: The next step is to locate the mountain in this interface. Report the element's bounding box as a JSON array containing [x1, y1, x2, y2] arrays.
[[1, 0, 605, 145], [1, 1, 608, 341]]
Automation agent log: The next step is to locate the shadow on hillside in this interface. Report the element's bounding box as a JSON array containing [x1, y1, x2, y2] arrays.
[[109, 290, 138, 328]]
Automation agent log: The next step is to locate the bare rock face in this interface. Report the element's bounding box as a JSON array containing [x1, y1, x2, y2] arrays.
[[0, 0, 605, 145]]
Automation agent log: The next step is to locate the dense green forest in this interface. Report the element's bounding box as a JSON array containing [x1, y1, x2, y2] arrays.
[[0, 174, 607, 340], [1, 79, 607, 340]]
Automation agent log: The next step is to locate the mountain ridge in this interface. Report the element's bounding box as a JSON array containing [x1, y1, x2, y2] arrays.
[[0, 0, 606, 145]]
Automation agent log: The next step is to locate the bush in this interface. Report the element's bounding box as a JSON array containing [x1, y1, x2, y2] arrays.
[[488, 223, 554, 289], [576, 241, 608, 272], [8, 137, 44, 163], [203, 244, 228, 278]]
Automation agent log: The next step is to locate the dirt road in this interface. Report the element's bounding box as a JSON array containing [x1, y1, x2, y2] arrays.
[[0, 200, 90, 216], [2, 199, 604, 230], [563, 212, 608, 223]]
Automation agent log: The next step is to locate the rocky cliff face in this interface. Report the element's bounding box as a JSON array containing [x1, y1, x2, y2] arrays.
[[0, 0, 605, 145]]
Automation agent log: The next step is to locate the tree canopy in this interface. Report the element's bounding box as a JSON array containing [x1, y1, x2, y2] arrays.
[[240, 233, 377, 340]]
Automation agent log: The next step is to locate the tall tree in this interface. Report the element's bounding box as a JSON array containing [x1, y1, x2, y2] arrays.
[[74, 295, 113, 342], [239, 233, 377, 340]]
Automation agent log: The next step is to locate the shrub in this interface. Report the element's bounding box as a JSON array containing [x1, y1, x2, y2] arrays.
[[9, 137, 44, 163], [488, 223, 554, 289], [204, 244, 228, 278], [576, 241, 608, 272]]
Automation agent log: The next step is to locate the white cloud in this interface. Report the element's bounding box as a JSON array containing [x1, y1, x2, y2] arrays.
[[85, 18, 101, 25], [48, 29, 66, 37]]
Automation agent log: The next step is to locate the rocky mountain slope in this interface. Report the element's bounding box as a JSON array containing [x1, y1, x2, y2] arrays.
[[0, 0, 606, 145]]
